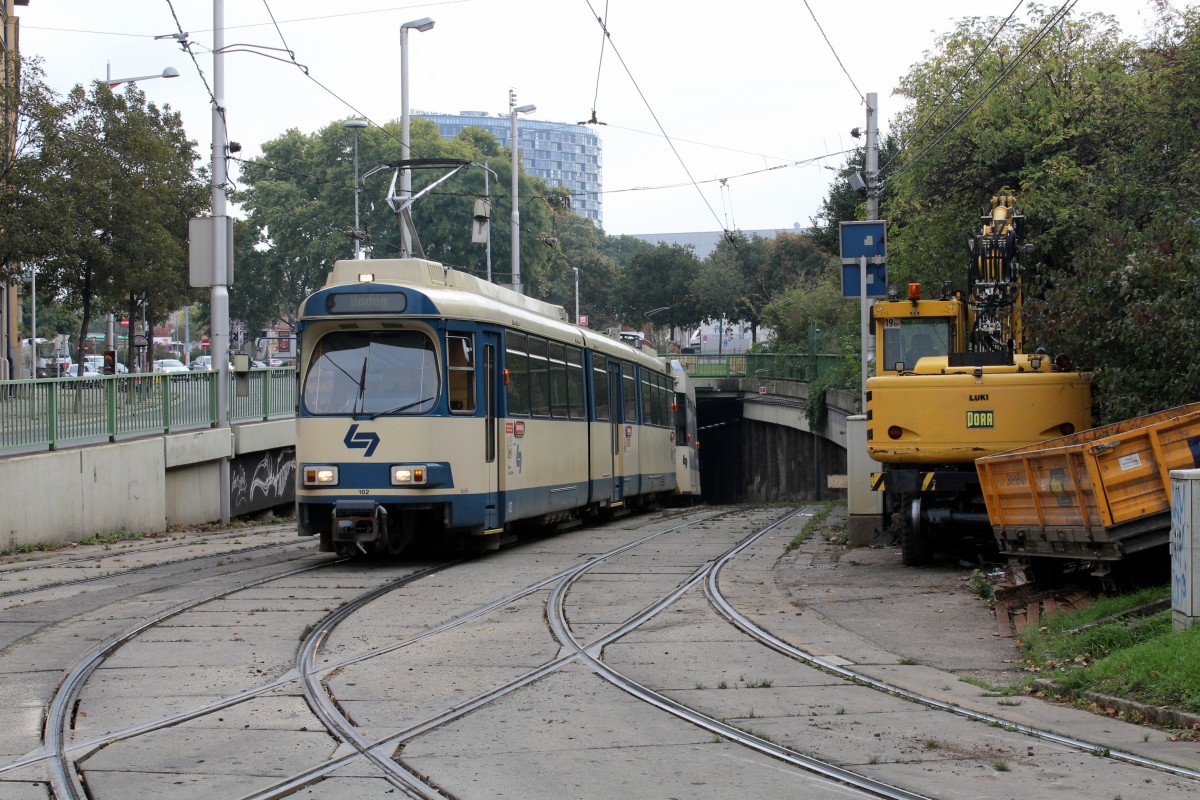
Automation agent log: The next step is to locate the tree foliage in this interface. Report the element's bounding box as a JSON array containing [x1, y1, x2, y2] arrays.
[[881, 2, 1200, 421], [233, 119, 562, 334], [6, 65, 209, 365]]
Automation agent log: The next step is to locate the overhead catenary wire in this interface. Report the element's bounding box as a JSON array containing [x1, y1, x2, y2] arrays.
[[886, 0, 1080, 183], [880, 0, 1025, 176], [580, 0, 726, 233], [582, 0, 611, 126], [801, 0, 863, 103]]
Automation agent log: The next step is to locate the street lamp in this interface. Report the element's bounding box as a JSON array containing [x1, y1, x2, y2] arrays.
[[510, 93, 535, 295], [573, 266, 580, 324], [100, 62, 179, 356], [400, 16, 435, 258], [345, 120, 368, 259], [106, 63, 179, 88]]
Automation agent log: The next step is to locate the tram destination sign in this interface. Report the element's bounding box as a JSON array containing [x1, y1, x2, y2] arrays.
[[326, 292, 408, 314]]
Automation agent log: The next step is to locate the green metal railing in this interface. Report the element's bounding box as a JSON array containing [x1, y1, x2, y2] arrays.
[[673, 353, 843, 382], [0, 368, 296, 456], [3, 356, 834, 456]]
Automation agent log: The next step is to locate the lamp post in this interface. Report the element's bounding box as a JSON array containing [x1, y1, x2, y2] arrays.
[[345, 120, 368, 259], [106, 63, 179, 89], [509, 93, 535, 295], [100, 62, 179, 356], [573, 266, 580, 324], [646, 306, 669, 351], [400, 16, 435, 258]]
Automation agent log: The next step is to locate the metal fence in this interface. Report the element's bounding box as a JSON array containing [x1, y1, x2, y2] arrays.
[[673, 353, 844, 382], [0, 368, 296, 456]]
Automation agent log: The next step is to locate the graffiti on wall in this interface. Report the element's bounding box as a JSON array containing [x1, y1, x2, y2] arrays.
[[230, 446, 295, 517]]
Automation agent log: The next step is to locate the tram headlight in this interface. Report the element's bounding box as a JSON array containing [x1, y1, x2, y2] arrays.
[[391, 465, 428, 485], [303, 465, 339, 486]]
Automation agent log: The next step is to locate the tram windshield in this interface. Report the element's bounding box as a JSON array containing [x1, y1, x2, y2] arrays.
[[303, 331, 438, 416]]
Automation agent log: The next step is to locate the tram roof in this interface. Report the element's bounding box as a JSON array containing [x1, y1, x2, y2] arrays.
[[316, 258, 667, 372]]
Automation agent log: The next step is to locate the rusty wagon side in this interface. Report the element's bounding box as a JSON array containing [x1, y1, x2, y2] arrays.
[[976, 403, 1200, 563]]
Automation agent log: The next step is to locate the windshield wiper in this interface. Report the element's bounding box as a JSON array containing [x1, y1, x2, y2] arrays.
[[369, 395, 436, 420], [353, 359, 369, 415]]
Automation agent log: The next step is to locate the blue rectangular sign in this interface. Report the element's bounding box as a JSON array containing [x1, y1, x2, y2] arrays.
[[839, 220, 887, 261], [842, 262, 888, 298], [839, 220, 888, 298]]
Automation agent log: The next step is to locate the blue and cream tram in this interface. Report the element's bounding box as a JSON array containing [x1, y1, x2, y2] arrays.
[[295, 258, 694, 555]]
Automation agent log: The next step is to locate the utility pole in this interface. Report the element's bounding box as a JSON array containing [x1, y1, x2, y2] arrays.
[[212, 0, 232, 524], [860, 91, 879, 400]]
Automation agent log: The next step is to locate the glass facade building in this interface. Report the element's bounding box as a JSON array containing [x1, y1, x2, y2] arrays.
[[415, 111, 603, 227]]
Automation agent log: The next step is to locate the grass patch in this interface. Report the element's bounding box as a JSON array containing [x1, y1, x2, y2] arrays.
[[1019, 585, 1200, 714], [786, 500, 843, 551], [78, 529, 143, 547], [968, 569, 995, 600]]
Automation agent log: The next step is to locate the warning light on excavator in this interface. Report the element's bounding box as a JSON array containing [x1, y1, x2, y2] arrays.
[[907, 283, 922, 302]]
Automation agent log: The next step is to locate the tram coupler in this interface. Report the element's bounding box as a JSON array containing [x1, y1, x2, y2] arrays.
[[332, 500, 385, 548]]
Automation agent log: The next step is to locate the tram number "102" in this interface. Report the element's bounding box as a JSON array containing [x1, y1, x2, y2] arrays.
[[965, 410, 995, 429]]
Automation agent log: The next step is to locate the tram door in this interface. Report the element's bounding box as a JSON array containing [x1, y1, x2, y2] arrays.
[[482, 334, 501, 530], [608, 360, 624, 505]]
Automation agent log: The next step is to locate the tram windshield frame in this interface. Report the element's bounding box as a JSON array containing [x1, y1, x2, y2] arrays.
[[302, 330, 439, 416]]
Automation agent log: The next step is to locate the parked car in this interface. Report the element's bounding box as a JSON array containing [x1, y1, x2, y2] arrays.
[[153, 359, 190, 374], [190, 355, 212, 371], [83, 355, 129, 374], [65, 363, 101, 378]]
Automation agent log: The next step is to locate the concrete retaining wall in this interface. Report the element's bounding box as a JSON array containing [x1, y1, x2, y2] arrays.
[[0, 418, 295, 550]]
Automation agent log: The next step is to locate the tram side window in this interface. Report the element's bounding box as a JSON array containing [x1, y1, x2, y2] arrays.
[[641, 374, 655, 426], [675, 392, 688, 442], [506, 332, 530, 416], [623, 363, 637, 423], [549, 341, 569, 418], [447, 334, 476, 413], [654, 374, 668, 427], [566, 346, 585, 419], [593, 357, 610, 421], [528, 336, 551, 417]]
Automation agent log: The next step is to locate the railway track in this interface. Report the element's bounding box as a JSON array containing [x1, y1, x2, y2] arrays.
[[1, 506, 1197, 799]]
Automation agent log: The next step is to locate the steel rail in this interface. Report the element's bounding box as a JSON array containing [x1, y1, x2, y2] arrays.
[[0, 531, 306, 599], [702, 534, 1200, 784], [546, 506, 933, 800], [42, 555, 343, 800], [258, 509, 727, 800]]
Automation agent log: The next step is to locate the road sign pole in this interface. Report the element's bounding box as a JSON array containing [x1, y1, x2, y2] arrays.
[[860, 254, 869, 404]]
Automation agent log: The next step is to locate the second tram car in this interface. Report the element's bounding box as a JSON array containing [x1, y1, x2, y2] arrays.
[[670, 360, 700, 498], [295, 258, 699, 555]]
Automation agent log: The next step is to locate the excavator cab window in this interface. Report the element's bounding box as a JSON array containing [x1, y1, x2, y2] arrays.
[[882, 319, 949, 372]]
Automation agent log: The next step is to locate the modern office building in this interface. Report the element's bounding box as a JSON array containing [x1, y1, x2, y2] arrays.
[[415, 110, 603, 227]]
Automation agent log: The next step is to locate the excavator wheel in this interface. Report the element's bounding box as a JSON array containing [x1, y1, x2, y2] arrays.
[[900, 495, 934, 566]]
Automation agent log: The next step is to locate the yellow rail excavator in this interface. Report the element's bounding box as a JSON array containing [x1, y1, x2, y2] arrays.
[[866, 192, 1094, 565]]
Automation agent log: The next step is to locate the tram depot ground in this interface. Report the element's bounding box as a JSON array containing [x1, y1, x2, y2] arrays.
[[4, 500, 1198, 738]]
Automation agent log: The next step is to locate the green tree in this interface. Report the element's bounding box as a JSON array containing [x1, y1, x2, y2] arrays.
[[614, 242, 699, 336], [878, 3, 1200, 420], [0, 57, 64, 277], [21, 79, 208, 367], [234, 118, 561, 337]]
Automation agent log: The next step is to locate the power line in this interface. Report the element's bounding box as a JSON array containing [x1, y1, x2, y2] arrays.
[[881, 0, 1025, 175], [888, 0, 1080, 182], [801, 0, 863, 103], [580, 0, 726, 232]]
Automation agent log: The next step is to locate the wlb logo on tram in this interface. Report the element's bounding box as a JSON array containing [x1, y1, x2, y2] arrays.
[[965, 410, 995, 429]]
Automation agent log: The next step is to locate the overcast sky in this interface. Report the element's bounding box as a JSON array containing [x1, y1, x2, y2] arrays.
[[17, 1, 1167, 237]]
